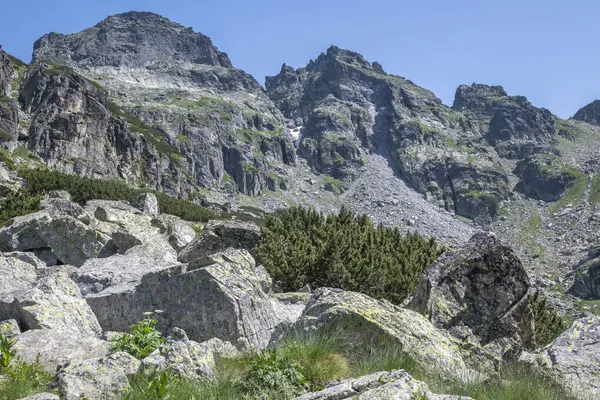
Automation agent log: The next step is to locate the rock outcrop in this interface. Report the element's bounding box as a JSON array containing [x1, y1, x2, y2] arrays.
[[408, 232, 535, 354], [177, 219, 261, 262], [521, 316, 600, 400], [514, 154, 580, 202], [85, 248, 280, 350], [296, 369, 473, 400], [57, 352, 140, 400], [572, 100, 600, 125], [280, 288, 483, 382], [29, 11, 296, 197]]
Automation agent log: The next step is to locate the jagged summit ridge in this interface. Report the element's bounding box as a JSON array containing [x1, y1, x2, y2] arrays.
[[32, 11, 232, 69]]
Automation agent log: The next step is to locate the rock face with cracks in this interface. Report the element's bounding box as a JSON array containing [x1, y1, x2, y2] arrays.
[[407, 232, 535, 354]]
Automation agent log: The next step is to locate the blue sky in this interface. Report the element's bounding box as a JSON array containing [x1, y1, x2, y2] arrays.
[[0, 0, 597, 118]]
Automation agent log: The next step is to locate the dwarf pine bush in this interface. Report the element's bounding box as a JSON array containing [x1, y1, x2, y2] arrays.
[[256, 206, 443, 304], [13, 168, 217, 222], [530, 290, 570, 347]]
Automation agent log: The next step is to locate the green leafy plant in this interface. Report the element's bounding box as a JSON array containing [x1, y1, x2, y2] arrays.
[[241, 349, 307, 399], [0, 334, 17, 373], [0, 189, 42, 226], [124, 369, 177, 400], [256, 206, 443, 304], [111, 314, 164, 359], [530, 290, 570, 347]]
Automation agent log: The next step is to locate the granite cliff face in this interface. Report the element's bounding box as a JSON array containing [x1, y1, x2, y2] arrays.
[[23, 11, 296, 197]]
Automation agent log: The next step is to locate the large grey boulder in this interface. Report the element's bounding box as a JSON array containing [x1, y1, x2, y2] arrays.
[[0, 252, 40, 297], [407, 232, 535, 354], [17, 394, 60, 400], [0, 267, 102, 337], [178, 220, 261, 262], [569, 256, 600, 299], [0, 211, 51, 252], [157, 213, 196, 251], [282, 288, 482, 382], [520, 316, 600, 400], [84, 200, 177, 262], [37, 216, 117, 267], [86, 249, 280, 350], [14, 329, 110, 373], [72, 245, 181, 296], [295, 370, 473, 400], [135, 192, 159, 217], [141, 327, 216, 380], [57, 352, 140, 400]]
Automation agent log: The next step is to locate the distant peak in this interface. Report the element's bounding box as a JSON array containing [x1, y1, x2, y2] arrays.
[[32, 11, 232, 69], [572, 100, 600, 125]]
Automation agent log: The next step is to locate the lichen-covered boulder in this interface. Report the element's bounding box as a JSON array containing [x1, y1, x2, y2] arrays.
[[0, 319, 20, 336], [178, 220, 261, 262], [84, 200, 177, 262], [520, 316, 600, 400], [72, 245, 181, 296], [157, 213, 196, 251], [57, 352, 139, 400], [37, 216, 117, 267], [407, 232, 534, 353], [17, 394, 60, 400], [0, 211, 51, 252], [14, 329, 110, 373], [295, 370, 473, 400], [86, 249, 280, 350], [0, 252, 40, 297], [283, 288, 482, 382], [0, 267, 102, 337], [135, 192, 159, 217], [141, 328, 215, 380]]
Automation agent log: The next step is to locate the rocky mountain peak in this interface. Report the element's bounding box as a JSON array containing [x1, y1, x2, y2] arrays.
[[0, 45, 13, 97], [572, 100, 600, 125], [453, 83, 508, 111], [32, 11, 232, 70]]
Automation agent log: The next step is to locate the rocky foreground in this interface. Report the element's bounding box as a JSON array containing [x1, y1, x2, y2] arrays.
[[0, 191, 597, 399]]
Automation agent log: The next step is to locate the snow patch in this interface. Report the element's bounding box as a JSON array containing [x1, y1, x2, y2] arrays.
[[290, 126, 303, 147]]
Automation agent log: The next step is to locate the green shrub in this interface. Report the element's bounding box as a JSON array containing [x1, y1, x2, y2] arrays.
[[530, 290, 570, 347], [241, 349, 307, 399], [0, 334, 16, 372], [0, 334, 54, 400], [111, 314, 164, 359], [0, 189, 41, 226], [256, 206, 443, 304], [123, 369, 176, 400], [16, 168, 217, 222]]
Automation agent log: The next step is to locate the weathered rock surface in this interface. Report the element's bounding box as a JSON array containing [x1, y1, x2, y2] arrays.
[[135, 192, 159, 216], [141, 327, 215, 380], [408, 232, 534, 353], [72, 245, 181, 296], [281, 288, 482, 382], [515, 154, 580, 202], [572, 100, 600, 126], [17, 394, 60, 400], [0, 319, 20, 336], [520, 316, 600, 400], [30, 11, 296, 197], [14, 329, 110, 373], [0, 252, 40, 297], [86, 248, 280, 350], [57, 352, 140, 400], [178, 219, 261, 262], [157, 213, 196, 251], [295, 369, 473, 400], [0, 267, 102, 337], [569, 255, 600, 299]]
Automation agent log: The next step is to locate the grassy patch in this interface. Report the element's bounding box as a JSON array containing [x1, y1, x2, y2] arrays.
[[549, 172, 588, 215], [588, 173, 600, 209], [322, 175, 344, 194]]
